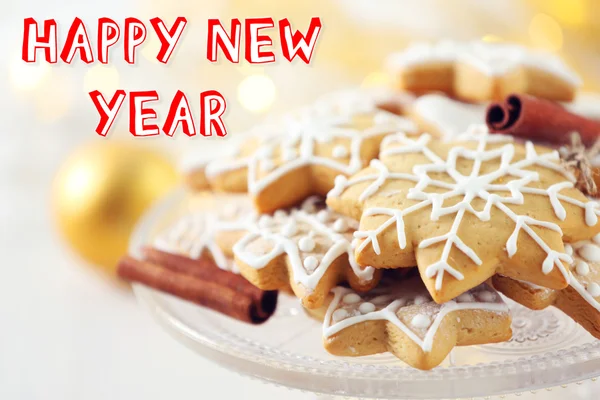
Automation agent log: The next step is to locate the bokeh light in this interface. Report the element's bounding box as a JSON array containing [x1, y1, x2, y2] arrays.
[[361, 71, 391, 88], [83, 65, 120, 95], [529, 13, 563, 52], [9, 57, 50, 92], [237, 74, 276, 113]]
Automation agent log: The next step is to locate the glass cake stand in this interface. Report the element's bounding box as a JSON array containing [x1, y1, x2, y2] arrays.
[[130, 188, 600, 399]]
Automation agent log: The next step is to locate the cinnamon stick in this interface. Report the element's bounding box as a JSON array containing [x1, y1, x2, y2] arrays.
[[486, 94, 600, 145], [117, 255, 277, 324]]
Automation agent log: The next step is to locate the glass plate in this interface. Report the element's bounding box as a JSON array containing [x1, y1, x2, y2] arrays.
[[131, 188, 600, 399]]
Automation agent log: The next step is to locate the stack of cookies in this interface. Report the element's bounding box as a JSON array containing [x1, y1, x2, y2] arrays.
[[121, 40, 600, 371]]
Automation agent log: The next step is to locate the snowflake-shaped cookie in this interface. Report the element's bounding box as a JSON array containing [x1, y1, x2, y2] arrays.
[[327, 125, 600, 303], [233, 197, 380, 309], [386, 40, 580, 102], [151, 193, 256, 272], [197, 103, 417, 212], [313, 277, 510, 370], [493, 233, 600, 339]]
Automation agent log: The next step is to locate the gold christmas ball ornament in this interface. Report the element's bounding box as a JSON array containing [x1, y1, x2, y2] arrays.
[[53, 141, 178, 273]]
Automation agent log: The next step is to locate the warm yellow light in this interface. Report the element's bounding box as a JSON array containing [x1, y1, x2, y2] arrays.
[[9, 57, 50, 91], [236, 64, 265, 76], [142, 35, 161, 63], [546, 0, 586, 26], [35, 74, 72, 123], [529, 13, 563, 52], [237, 74, 276, 113], [83, 65, 120, 94], [361, 71, 391, 88], [481, 34, 503, 43]]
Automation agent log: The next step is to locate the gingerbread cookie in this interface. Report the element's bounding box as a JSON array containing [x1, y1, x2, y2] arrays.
[[493, 233, 600, 339], [327, 125, 600, 303], [386, 40, 580, 102], [233, 197, 381, 309], [308, 277, 511, 370], [203, 105, 417, 212], [152, 193, 256, 271], [410, 93, 486, 140]]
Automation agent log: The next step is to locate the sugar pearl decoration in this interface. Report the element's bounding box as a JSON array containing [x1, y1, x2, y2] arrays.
[[587, 283, 600, 297], [478, 291, 496, 302], [578, 243, 600, 262], [413, 295, 428, 305], [564, 244, 573, 257], [317, 210, 330, 222], [332, 145, 348, 158], [457, 293, 474, 303], [343, 293, 361, 304], [411, 314, 431, 329], [575, 260, 590, 277], [333, 218, 348, 233], [281, 221, 297, 237], [358, 302, 376, 314], [298, 236, 316, 252], [332, 308, 349, 322], [303, 256, 319, 271]]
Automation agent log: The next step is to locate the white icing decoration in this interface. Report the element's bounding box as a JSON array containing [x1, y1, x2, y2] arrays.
[[478, 291, 496, 302], [333, 218, 348, 233], [274, 210, 287, 219], [258, 215, 272, 229], [575, 260, 590, 277], [594, 233, 600, 245], [359, 302, 376, 314], [343, 293, 361, 304], [323, 280, 508, 353], [281, 221, 297, 237], [298, 236, 316, 252], [413, 295, 428, 305], [233, 198, 376, 291], [411, 314, 432, 329], [332, 308, 348, 322], [153, 195, 255, 273], [578, 243, 600, 263], [412, 94, 486, 141], [587, 282, 600, 297], [304, 256, 319, 271], [457, 293, 474, 303], [246, 110, 418, 195], [332, 145, 348, 158], [563, 92, 600, 122], [328, 126, 599, 291], [387, 40, 581, 86], [282, 147, 297, 162], [565, 244, 573, 257], [261, 159, 274, 172], [317, 210, 330, 222]]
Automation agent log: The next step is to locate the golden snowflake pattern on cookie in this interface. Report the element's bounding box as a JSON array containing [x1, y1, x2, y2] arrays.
[[233, 197, 380, 308], [327, 125, 600, 303], [320, 277, 511, 370]]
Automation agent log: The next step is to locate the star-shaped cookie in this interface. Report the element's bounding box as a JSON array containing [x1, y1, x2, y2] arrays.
[[327, 125, 600, 303], [306, 276, 511, 370], [493, 233, 600, 339], [386, 40, 581, 102], [233, 197, 381, 309], [201, 105, 417, 213], [151, 193, 256, 271]]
